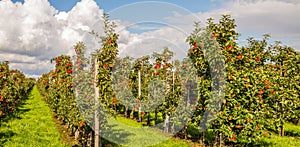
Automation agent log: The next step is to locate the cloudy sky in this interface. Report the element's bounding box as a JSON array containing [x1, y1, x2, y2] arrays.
[[1, 0, 299, 78]]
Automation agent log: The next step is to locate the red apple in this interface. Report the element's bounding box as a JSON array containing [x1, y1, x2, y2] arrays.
[[256, 57, 261, 61], [237, 55, 243, 59], [259, 90, 264, 94], [113, 99, 118, 104], [193, 43, 198, 48], [212, 33, 218, 38], [103, 64, 109, 69], [265, 80, 270, 85]]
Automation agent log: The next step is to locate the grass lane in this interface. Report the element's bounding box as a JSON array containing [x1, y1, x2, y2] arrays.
[[0, 86, 67, 147], [104, 116, 300, 147], [103, 116, 194, 147], [261, 123, 300, 147]]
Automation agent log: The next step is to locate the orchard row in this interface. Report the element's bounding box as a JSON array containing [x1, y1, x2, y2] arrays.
[[0, 61, 35, 120], [36, 14, 299, 146]]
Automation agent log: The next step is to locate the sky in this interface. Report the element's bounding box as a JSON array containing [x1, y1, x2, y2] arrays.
[[12, 0, 218, 12], [1, 0, 300, 78]]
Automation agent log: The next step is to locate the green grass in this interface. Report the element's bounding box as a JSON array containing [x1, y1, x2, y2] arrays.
[[260, 123, 300, 147], [0, 86, 67, 147], [105, 116, 300, 147], [102, 116, 194, 147], [261, 134, 300, 147], [285, 123, 300, 137]]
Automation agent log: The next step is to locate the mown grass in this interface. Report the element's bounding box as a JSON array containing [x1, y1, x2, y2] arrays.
[[261, 134, 300, 147], [0, 86, 68, 147], [260, 123, 300, 147], [285, 123, 300, 137], [102, 116, 194, 147], [103, 115, 300, 147]]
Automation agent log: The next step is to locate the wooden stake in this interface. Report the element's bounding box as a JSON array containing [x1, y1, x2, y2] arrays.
[[138, 70, 141, 122], [94, 58, 100, 147]]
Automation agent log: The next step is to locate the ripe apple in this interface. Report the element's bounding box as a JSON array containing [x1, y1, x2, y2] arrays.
[[259, 90, 264, 94], [103, 64, 109, 69], [212, 33, 218, 38], [265, 80, 270, 85], [256, 57, 261, 61], [113, 99, 118, 104], [193, 43, 198, 48], [227, 45, 232, 49], [237, 55, 243, 59]]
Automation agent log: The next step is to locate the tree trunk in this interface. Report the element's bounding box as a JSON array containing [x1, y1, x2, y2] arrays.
[[280, 98, 285, 136], [164, 114, 169, 133], [170, 121, 175, 134], [75, 129, 80, 141], [155, 108, 158, 125], [125, 106, 128, 118], [138, 107, 141, 122], [219, 133, 222, 147], [183, 125, 187, 139], [214, 133, 218, 146], [280, 122, 285, 136], [130, 107, 134, 119], [87, 131, 92, 147], [147, 112, 151, 125], [201, 131, 205, 146]]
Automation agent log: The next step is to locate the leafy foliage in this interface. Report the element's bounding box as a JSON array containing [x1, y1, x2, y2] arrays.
[[186, 14, 300, 145], [0, 61, 35, 120], [35, 14, 299, 146]]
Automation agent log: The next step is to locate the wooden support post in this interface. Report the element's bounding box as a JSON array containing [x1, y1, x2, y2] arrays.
[[94, 58, 100, 147], [138, 70, 141, 122]]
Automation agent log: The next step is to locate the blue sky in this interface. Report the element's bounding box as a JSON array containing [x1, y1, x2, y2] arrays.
[[11, 0, 222, 35], [12, 0, 220, 13], [2, 0, 300, 77]]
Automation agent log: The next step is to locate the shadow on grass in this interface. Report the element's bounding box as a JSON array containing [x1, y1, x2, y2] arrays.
[[0, 131, 15, 146], [0, 94, 32, 123], [101, 124, 135, 146], [254, 139, 273, 147], [0, 92, 33, 145], [285, 130, 300, 137]]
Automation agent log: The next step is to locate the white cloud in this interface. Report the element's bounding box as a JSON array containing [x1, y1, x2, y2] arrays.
[[114, 20, 191, 60], [226, 1, 300, 35], [165, 0, 300, 50], [229, 0, 300, 4], [226, 0, 300, 50], [0, 0, 105, 77], [1, 0, 299, 78], [113, 0, 300, 68]]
